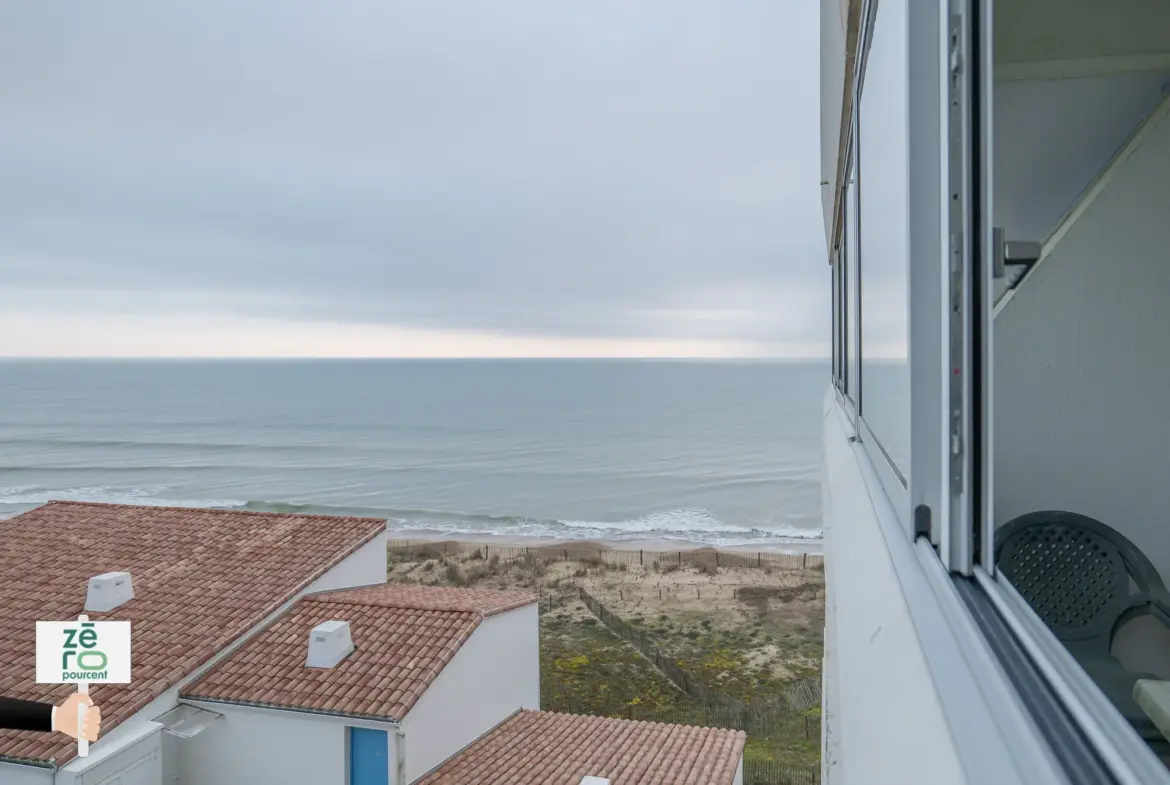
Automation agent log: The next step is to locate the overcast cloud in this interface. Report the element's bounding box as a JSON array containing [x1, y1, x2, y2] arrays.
[[0, 1, 832, 357]]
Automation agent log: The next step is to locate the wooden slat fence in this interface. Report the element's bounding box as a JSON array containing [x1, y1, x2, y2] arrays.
[[743, 760, 821, 785], [577, 587, 822, 731], [388, 539, 824, 571]]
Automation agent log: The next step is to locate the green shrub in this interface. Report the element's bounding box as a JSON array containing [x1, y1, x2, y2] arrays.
[[445, 564, 466, 587]]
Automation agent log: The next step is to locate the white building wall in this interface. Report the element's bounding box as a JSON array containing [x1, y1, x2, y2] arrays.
[[821, 392, 966, 785], [733, 756, 744, 785], [401, 604, 539, 783], [994, 72, 1169, 246], [178, 702, 397, 785], [307, 530, 388, 593], [993, 72, 1170, 303], [0, 762, 52, 785], [64, 726, 161, 785]]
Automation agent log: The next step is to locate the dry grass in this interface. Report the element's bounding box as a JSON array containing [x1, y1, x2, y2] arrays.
[[387, 541, 824, 769]]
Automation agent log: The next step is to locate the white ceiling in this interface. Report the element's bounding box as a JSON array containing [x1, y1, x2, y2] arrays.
[[996, 0, 1170, 65]]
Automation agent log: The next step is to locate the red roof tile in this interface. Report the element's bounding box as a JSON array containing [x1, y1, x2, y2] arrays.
[[0, 502, 384, 766], [310, 583, 537, 617], [415, 710, 746, 785], [182, 583, 536, 719]]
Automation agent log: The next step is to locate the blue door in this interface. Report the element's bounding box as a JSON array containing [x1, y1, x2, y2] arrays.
[[349, 727, 389, 785]]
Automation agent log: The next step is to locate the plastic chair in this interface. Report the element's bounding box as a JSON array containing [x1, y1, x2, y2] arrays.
[[995, 510, 1170, 752]]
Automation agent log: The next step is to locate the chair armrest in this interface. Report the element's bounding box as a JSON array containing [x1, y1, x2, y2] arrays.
[[1148, 589, 1170, 627]]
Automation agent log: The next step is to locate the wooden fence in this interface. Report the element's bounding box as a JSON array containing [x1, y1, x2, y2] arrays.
[[577, 587, 822, 729], [743, 760, 821, 785], [388, 538, 824, 571]]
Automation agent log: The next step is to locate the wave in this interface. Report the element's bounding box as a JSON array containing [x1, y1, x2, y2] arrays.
[[228, 501, 823, 547], [0, 487, 822, 548], [0, 485, 246, 510]]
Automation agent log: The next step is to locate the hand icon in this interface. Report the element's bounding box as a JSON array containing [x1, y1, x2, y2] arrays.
[[53, 692, 101, 743]]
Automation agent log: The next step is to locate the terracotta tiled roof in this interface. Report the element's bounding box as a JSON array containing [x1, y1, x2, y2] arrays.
[[182, 583, 536, 719], [0, 501, 385, 766], [415, 710, 747, 785]]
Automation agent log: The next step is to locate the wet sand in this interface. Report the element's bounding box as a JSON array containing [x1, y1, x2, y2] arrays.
[[389, 528, 824, 556]]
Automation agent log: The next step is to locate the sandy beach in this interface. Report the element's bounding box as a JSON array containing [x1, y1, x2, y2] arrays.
[[388, 529, 825, 556]]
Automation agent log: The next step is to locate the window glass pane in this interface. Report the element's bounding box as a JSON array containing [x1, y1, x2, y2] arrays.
[[845, 161, 858, 400], [858, 0, 910, 478], [832, 257, 841, 384]]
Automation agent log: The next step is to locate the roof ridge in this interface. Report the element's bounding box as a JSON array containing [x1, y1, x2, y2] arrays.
[[40, 500, 387, 524], [302, 595, 485, 615], [305, 583, 538, 614]]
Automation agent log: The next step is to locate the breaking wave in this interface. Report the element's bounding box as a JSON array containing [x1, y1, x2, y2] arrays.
[[0, 486, 821, 549]]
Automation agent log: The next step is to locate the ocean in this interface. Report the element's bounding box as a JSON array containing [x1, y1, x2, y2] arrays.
[[0, 360, 825, 550]]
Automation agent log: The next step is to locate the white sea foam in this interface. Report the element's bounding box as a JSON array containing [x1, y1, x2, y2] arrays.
[[0, 485, 246, 510], [0, 489, 823, 548]]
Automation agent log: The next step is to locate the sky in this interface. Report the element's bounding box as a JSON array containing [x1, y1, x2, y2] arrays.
[[0, 1, 839, 359]]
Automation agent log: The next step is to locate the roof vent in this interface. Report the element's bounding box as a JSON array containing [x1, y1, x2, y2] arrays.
[[306, 620, 354, 668], [85, 571, 134, 612], [580, 778, 610, 785]]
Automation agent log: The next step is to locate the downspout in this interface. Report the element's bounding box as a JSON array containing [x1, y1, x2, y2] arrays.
[[395, 727, 406, 785]]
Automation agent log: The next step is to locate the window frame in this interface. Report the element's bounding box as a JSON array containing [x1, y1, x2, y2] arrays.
[[850, 0, 948, 534], [828, 0, 1170, 778], [841, 144, 861, 414], [831, 248, 841, 388], [961, 0, 1167, 779]]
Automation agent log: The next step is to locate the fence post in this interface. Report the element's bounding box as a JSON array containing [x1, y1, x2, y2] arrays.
[[716, 552, 720, 568], [564, 549, 568, 561], [640, 550, 643, 566], [679, 552, 683, 567], [758, 552, 761, 567], [802, 553, 808, 569]]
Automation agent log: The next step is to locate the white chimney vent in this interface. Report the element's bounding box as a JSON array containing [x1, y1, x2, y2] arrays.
[[580, 778, 610, 785], [85, 571, 134, 612], [306, 620, 354, 668]]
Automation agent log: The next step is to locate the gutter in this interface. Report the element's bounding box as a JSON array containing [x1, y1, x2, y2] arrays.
[[0, 755, 55, 770], [395, 728, 407, 785], [181, 696, 401, 726]]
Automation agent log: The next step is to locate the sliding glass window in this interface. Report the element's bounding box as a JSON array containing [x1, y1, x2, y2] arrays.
[[832, 253, 841, 387], [844, 155, 859, 405], [857, 0, 910, 483]]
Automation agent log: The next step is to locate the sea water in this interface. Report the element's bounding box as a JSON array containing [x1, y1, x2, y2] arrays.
[[0, 359, 825, 549]]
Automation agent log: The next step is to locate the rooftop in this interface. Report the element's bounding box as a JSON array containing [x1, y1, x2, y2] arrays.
[[0, 501, 385, 766], [415, 709, 746, 785], [182, 583, 536, 719]]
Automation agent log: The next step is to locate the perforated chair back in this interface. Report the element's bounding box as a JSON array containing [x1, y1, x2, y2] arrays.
[[996, 511, 1166, 651]]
